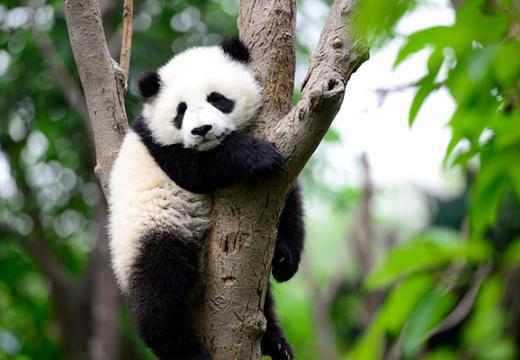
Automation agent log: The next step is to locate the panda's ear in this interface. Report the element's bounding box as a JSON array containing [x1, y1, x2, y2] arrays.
[[137, 71, 161, 100], [221, 37, 250, 64]]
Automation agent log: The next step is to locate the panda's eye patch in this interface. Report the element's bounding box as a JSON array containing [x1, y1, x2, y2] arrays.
[[174, 102, 187, 129], [207, 92, 235, 114]]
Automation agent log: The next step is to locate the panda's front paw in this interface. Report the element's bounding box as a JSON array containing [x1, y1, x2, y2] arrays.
[[261, 333, 294, 360], [272, 244, 298, 283], [250, 141, 283, 179]]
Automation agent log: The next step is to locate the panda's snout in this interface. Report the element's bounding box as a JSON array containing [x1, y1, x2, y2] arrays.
[[191, 125, 213, 136]]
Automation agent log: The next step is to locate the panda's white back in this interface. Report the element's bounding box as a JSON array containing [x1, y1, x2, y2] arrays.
[[108, 130, 212, 291]]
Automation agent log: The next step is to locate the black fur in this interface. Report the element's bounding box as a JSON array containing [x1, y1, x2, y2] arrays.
[[138, 71, 161, 99], [132, 116, 283, 193], [174, 102, 187, 129], [128, 231, 210, 360], [262, 284, 294, 360], [129, 115, 303, 360], [272, 184, 305, 282], [221, 37, 250, 63], [207, 92, 235, 114]]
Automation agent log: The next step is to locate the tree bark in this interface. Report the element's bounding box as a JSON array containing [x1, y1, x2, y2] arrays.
[[64, 0, 128, 196], [64, 0, 368, 359], [197, 1, 368, 359]]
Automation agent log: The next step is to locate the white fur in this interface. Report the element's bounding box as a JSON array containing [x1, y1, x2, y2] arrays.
[[108, 131, 212, 290], [142, 46, 262, 150]]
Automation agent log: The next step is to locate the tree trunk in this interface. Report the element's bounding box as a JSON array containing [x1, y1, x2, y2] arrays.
[[64, 0, 368, 359]]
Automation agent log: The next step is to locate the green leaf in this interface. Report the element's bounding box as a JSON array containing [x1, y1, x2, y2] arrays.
[[507, 153, 520, 201], [503, 237, 520, 268], [469, 151, 508, 237], [463, 276, 515, 360], [408, 49, 444, 126], [347, 311, 386, 360], [394, 27, 448, 68], [380, 274, 435, 335], [366, 229, 490, 289], [425, 348, 458, 360], [408, 82, 433, 126], [402, 288, 456, 358]]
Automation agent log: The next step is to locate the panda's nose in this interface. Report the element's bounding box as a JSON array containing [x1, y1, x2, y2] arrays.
[[191, 125, 213, 136]]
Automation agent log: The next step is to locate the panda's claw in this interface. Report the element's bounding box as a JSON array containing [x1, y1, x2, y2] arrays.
[[272, 245, 298, 283], [262, 334, 294, 360]]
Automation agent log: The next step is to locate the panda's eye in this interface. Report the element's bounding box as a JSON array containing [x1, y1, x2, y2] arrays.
[[207, 92, 235, 114], [174, 102, 187, 129]]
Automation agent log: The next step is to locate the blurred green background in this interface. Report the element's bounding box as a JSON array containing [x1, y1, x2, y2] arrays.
[[1, 0, 519, 359]]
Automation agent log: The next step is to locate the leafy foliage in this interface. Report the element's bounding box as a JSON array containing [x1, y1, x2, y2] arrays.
[[352, 0, 520, 358]]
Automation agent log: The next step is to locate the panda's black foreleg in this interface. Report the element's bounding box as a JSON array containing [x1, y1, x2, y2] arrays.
[[272, 184, 305, 283], [128, 232, 210, 360], [261, 283, 294, 360], [209, 132, 284, 187]]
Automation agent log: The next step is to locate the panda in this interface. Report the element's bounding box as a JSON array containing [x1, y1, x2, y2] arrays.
[[108, 38, 305, 360]]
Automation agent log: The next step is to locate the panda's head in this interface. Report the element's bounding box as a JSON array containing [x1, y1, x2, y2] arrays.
[[138, 38, 262, 151]]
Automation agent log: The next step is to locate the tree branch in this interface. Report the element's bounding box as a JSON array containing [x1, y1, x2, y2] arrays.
[[197, 1, 368, 359], [120, 0, 133, 90], [264, 0, 369, 180], [64, 0, 128, 197]]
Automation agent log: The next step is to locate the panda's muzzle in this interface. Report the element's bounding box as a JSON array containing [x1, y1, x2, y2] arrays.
[[191, 125, 213, 136]]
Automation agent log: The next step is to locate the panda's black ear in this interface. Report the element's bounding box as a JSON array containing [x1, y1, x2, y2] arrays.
[[221, 37, 250, 64], [137, 70, 161, 100]]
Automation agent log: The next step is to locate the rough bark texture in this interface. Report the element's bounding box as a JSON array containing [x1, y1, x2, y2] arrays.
[[197, 1, 368, 359], [64, 0, 368, 359], [64, 0, 128, 196]]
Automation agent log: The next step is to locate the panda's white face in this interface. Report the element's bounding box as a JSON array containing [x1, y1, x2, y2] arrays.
[[141, 46, 262, 151]]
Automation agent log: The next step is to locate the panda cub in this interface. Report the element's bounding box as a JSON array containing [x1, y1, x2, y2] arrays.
[[108, 38, 304, 360]]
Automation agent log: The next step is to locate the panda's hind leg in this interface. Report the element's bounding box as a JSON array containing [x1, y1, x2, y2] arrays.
[[261, 283, 294, 360], [128, 231, 210, 360]]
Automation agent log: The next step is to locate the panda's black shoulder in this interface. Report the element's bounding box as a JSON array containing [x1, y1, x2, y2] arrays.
[[129, 116, 216, 193]]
